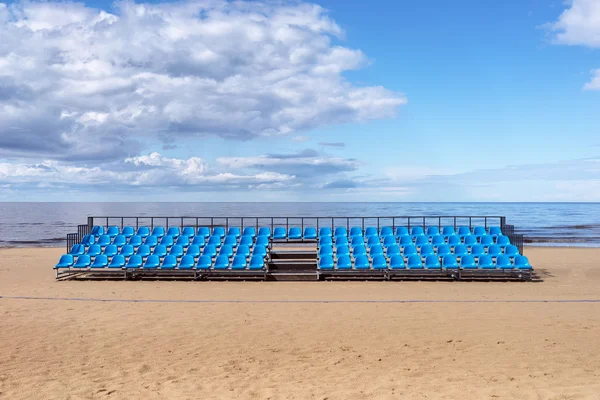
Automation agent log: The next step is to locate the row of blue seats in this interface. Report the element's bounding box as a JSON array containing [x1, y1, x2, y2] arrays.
[[68, 244, 267, 260], [88, 225, 505, 241], [80, 233, 269, 249], [318, 254, 532, 270], [320, 234, 511, 249], [55, 254, 267, 271], [319, 243, 521, 259]]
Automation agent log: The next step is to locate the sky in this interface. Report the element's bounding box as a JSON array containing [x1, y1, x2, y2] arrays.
[[0, 0, 599, 201]]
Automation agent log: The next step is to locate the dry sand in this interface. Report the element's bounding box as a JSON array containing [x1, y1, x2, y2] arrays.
[[1, 246, 599, 400]]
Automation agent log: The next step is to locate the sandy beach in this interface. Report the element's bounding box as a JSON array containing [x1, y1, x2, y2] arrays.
[[1, 246, 599, 399]]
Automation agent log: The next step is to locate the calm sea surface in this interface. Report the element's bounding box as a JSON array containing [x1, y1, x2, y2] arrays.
[[1, 202, 599, 247]]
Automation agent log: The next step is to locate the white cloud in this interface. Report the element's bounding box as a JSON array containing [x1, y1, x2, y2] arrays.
[[0, 0, 405, 161], [583, 68, 600, 90], [550, 0, 600, 48]]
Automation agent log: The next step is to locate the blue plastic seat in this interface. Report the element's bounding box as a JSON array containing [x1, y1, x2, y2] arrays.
[[255, 236, 269, 247], [454, 244, 468, 258], [166, 227, 180, 238], [514, 255, 532, 270], [219, 245, 234, 258], [443, 255, 458, 269], [426, 226, 440, 237], [73, 255, 91, 268], [176, 236, 190, 248], [496, 235, 511, 248], [336, 255, 352, 270], [213, 227, 226, 238], [387, 244, 401, 257], [192, 236, 206, 247], [136, 227, 150, 238], [407, 254, 423, 269], [478, 255, 495, 269], [143, 255, 160, 269], [367, 235, 381, 247], [505, 245, 519, 259], [126, 255, 142, 269], [273, 227, 286, 240], [398, 235, 412, 248], [182, 227, 196, 238], [108, 255, 125, 269], [460, 255, 477, 269], [207, 235, 222, 248], [91, 226, 104, 236], [197, 255, 212, 270], [414, 235, 429, 248], [480, 235, 494, 248], [336, 245, 350, 258], [420, 244, 434, 258], [334, 227, 347, 237], [103, 244, 118, 258], [354, 255, 369, 269], [249, 255, 265, 270], [258, 227, 271, 238], [119, 244, 134, 257], [349, 227, 363, 238], [106, 226, 120, 238], [239, 236, 254, 247], [236, 245, 250, 258], [223, 235, 238, 247], [403, 245, 417, 258], [55, 254, 74, 269], [151, 227, 165, 238], [169, 245, 184, 258], [227, 227, 241, 239], [335, 236, 349, 246], [371, 255, 387, 269], [319, 236, 333, 247], [179, 255, 195, 269], [457, 226, 471, 238], [473, 226, 486, 239], [128, 235, 142, 248], [288, 227, 302, 240], [151, 245, 166, 258], [319, 245, 333, 258], [113, 235, 127, 247], [231, 255, 247, 270], [252, 245, 267, 258], [144, 235, 158, 248], [185, 245, 201, 258], [353, 245, 367, 257], [86, 244, 101, 257], [395, 227, 409, 237], [488, 226, 502, 237], [471, 244, 485, 258], [464, 235, 477, 249], [214, 255, 230, 270], [97, 235, 111, 248], [425, 255, 441, 269], [442, 226, 455, 238], [69, 244, 85, 256], [365, 227, 378, 237], [389, 255, 405, 269], [303, 227, 317, 239], [135, 245, 151, 258], [370, 245, 384, 257], [431, 235, 445, 249], [318, 255, 334, 270], [437, 244, 451, 258], [121, 226, 134, 238], [319, 227, 332, 237], [447, 235, 461, 249], [81, 234, 95, 246], [351, 236, 364, 247], [242, 227, 256, 238], [488, 245, 502, 259], [496, 255, 513, 269], [411, 227, 425, 237], [380, 226, 393, 237], [159, 235, 173, 248], [197, 227, 211, 239], [382, 235, 397, 248], [161, 255, 177, 269]]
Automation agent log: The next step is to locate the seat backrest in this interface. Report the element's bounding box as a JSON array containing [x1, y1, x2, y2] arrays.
[[320, 236, 333, 246], [431, 235, 445, 246], [354, 255, 369, 267], [136, 244, 150, 256], [454, 244, 467, 255], [437, 244, 451, 256], [319, 245, 333, 256], [228, 227, 240, 237], [367, 236, 380, 247], [137, 227, 150, 237], [243, 227, 256, 237], [253, 245, 267, 257], [448, 235, 461, 246], [425, 255, 440, 267], [372, 255, 387, 268], [110, 255, 125, 267], [380, 226, 393, 237], [304, 227, 317, 237], [120, 244, 134, 256], [478, 255, 493, 267], [169, 244, 183, 256], [237, 245, 250, 257], [461, 255, 475, 265], [370, 245, 383, 256], [167, 227, 180, 237], [87, 244, 101, 256], [180, 255, 195, 267], [496, 235, 510, 245], [335, 236, 349, 246], [480, 235, 494, 246], [182, 227, 196, 237], [160, 236, 174, 246], [203, 244, 216, 256], [240, 236, 253, 246], [383, 235, 396, 246], [104, 244, 118, 256], [219, 245, 233, 257], [197, 227, 210, 237], [488, 245, 502, 255], [250, 255, 264, 267], [403, 245, 417, 256], [395, 227, 409, 236], [198, 255, 212, 267], [390, 255, 404, 268], [415, 235, 428, 246], [471, 244, 485, 255], [489, 226, 502, 236], [443, 255, 457, 266], [336, 245, 350, 256], [420, 244, 434, 255], [442, 226, 455, 235], [258, 227, 271, 237], [399, 235, 412, 246], [145, 255, 160, 267], [411, 227, 424, 236], [289, 227, 301, 237], [387, 244, 400, 256], [69, 244, 84, 255], [208, 236, 221, 245], [505, 245, 519, 255], [232, 255, 247, 267], [496, 255, 511, 266], [426, 227, 440, 236], [224, 236, 237, 246], [151, 227, 165, 237], [91, 226, 104, 236], [127, 255, 142, 266], [94, 254, 108, 266], [515, 255, 529, 267], [407, 254, 422, 266], [337, 255, 351, 268], [365, 227, 378, 237], [122, 226, 134, 237], [255, 236, 269, 246], [144, 235, 158, 246], [213, 227, 226, 237], [473, 226, 486, 236], [334, 227, 347, 237], [113, 235, 126, 246], [319, 227, 332, 237], [97, 235, 110, 245], [353, 245, 366, 256], [349, 227, 363, 237], [457, 226, 471, 235], [176, 236, 189, 246], [319, 255, 334, 268], [273, 227, 286, 237], [107, 226, 120, 236], [215, 255, 230, 266], [464, 235, 477, 246], [186, 245, 200, 257]]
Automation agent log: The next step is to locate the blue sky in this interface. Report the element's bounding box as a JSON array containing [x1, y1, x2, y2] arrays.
[[0, 0, 599, 201]]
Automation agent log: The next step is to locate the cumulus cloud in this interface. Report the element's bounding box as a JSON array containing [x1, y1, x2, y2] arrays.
[[0, 0, 405, 161], [549, 0, 600, 48], [583, 69, 600, 90], [319, 142, 345, 148]]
